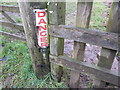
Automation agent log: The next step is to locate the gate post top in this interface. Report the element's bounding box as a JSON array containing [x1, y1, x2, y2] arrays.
[[30, 2, 47, 9]]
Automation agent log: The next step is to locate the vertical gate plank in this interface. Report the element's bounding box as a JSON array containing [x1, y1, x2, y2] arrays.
[[69, 2, 93, 88], [18, 1, 50, 79], [48, 2, 66, 82], [93, 2, 120, 87]]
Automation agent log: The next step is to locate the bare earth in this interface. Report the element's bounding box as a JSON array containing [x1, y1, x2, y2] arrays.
[[0, 1, 119, 88], [64, 1, 119, 87]]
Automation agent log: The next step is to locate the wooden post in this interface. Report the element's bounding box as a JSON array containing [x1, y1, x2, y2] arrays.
[[18, 1, 50, 79], [69, 2, 93, 88], [48, 2, 66, 82], [93, 2, 120, 88]]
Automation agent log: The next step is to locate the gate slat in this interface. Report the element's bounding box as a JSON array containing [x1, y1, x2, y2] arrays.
[[2, 11, 16, 23], [0, 31, 26, 41], [0, 20, 24, 32], [50, 55, 120, 87], [0, 5, 19, 13], [69, 2, 93, 88], [93, 2, 120, 88], [49, 25, 119, 51], [48, 2, 66, 82]]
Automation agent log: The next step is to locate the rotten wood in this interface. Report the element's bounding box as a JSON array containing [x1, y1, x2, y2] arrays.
[[50, 55, 120, 87], [18, 1, 49, 79], [0, 20, 24, 32], [48, 2, 66, 82], [69, 2, 93, 88], [49, 25, 119, 51], [93, 2, 120, 88], [0, 31, 26, 41]]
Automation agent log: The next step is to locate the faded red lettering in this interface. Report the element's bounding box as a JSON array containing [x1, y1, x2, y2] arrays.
[[40, 31, 47, 36], [38, 19, 46, 24], [41, 42, 48, 47], [38, 11, 45, 17], [40, 37, 47, 42], [39, 25, 46, 30]]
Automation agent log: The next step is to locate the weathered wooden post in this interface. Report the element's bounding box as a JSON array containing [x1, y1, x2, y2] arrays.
[[69, 1, 93, 88], [93, 2, 120, 87], [48, 2, 66, 82], [18, 1, 50, 79]]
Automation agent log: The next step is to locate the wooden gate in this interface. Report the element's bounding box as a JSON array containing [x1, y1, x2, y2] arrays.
[[1, 1, 119, 88], [48, 2, 120, 88]]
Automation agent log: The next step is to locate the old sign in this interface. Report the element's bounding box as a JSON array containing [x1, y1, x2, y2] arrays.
[[34, 9, 48, 48]]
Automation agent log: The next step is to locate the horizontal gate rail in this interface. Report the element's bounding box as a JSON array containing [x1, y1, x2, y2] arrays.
[[0, 31, 26, 41], [0, 5, 19, 13], [49, 25, 119, 50], [0, 20, 24, 32], [50, 55, 120, 86]]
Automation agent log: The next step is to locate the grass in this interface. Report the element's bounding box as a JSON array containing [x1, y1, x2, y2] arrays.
[[0, 36, 67, 88], [0, 0, 67, 86], [90, 2, 110, 31], [0, 0, 18, 6], [66, 2, 110, 31], [0, 1, 110, 89]]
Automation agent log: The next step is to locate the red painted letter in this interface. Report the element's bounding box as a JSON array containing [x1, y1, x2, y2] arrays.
[[40, 37, 47, 42], [38, 11, 45, 17], [39, 25, 46, 30], [41, 43, 48, 47], [40, 31, 47, 36], [38, 19, 46, 24]]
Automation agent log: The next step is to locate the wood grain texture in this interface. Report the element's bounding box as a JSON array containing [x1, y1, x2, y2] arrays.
[[93, 2, 120, 88], [50, 55, 120, 87], [18, 1, 49, 79], [48, 2, 65, 82], [69, 2, 93, 88], [49, 25, 119, 51]]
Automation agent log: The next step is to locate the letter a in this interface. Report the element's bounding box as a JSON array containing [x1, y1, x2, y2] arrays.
[[38, 19, 46, 24]]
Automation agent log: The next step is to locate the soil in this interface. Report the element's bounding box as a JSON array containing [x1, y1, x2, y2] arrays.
[[0, 1, 119, 88], [64, 1, 119, 88]]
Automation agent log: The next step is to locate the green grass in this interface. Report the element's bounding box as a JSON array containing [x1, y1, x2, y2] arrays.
[[0, 1, 110, 88], [90, 2, 110, 31], [0, 0, 18, 6], [14, 16, 22, 23], [66, 2, 110, 31], [0, 37, 67, 88], [66, 2, 77, 14], [0, 25, 21, 35]]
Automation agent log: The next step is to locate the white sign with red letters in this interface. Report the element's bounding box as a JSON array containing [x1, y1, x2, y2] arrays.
[[34, 9, 48, 48]]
